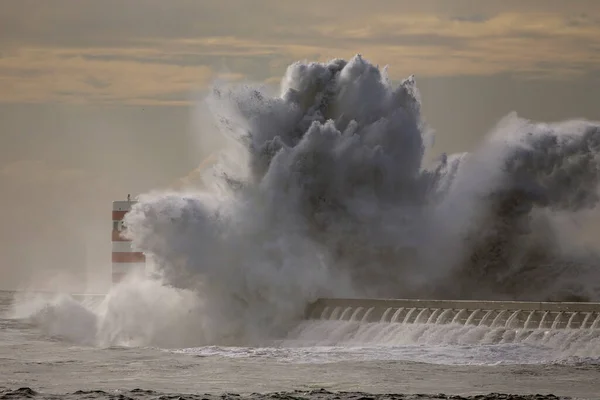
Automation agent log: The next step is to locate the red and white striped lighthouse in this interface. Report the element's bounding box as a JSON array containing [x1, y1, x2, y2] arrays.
[[111, 196, 146, 283]]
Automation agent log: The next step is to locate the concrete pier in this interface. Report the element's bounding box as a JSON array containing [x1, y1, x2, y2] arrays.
[[306, 298, 600, 329]]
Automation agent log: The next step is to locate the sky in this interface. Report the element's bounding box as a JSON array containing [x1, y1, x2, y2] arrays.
[[1, 0, 600, 291]]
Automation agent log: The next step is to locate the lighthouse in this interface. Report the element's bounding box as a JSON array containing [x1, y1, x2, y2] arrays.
[[111, 195, 146, 283]]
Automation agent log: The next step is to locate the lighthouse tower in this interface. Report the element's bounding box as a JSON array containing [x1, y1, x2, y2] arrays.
[[111, 195, 146, 283]]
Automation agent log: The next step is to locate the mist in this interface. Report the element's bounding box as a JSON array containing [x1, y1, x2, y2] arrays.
[[0, 104, 216, 292]]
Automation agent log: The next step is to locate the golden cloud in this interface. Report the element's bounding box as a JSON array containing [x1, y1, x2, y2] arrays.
[[0, 11, 599, 105], [0, 47, 216, 105]]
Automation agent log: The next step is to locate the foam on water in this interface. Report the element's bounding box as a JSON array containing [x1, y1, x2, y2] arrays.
[[163, 322, 600, 367], [283, 320, 600, 364], [168, 318, 600, 366], [8, 56, 600, 363]]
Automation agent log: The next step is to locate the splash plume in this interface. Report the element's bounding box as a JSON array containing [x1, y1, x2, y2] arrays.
[[12, 55, 600, 347], [128, 55, 600, 303]]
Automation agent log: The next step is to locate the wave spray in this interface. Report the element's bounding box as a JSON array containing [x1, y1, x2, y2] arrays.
[[10, 55, 600, 348]]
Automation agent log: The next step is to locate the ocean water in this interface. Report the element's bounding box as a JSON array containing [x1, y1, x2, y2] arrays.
[[2, 290, 600, 399]]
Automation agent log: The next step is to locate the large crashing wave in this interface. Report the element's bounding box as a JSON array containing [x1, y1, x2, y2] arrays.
[[13, 55, 600, 347], [121, 55, 600, 342]]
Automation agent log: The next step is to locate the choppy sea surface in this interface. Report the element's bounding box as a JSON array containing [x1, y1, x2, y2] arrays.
[[2, 291, 600, 400]]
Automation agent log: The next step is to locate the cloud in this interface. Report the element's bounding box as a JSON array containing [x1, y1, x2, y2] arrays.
[[1, 1, 600, 104], [0, 47, 216, 104], [307, 12, 600, 75]]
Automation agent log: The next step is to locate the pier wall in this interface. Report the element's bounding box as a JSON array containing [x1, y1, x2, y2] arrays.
[[306, 298, 600, 329]]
